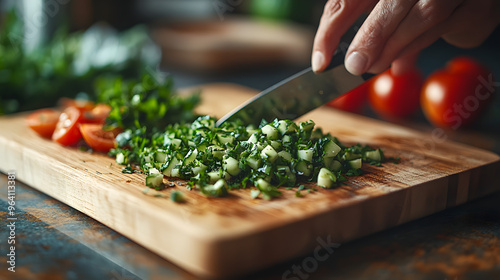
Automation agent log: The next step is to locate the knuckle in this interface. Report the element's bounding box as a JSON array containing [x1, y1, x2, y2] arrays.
[[358, 20, 386, 50], [417, 0, 451, 26], [323, 0, 348, 18]]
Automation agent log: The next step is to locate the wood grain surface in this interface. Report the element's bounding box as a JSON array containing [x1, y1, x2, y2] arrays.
[[0, 83, 499, 279]]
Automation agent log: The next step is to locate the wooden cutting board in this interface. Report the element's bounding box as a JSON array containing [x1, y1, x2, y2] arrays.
[[0, 83, 499, 279]]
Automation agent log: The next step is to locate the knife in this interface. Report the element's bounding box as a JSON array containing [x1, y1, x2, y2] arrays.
[[216, 17, 371, 127]]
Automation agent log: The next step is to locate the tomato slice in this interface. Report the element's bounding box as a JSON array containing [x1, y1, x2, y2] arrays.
[[81, 104, 111, 124], [52, 106, 83, 146], [326, 81, 371, 113], [80, 124, 121, 153], [26, 109, 60, 138]]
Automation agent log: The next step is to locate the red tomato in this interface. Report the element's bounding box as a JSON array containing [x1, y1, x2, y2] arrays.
[[421, 57, 494, 129], [369, 68, 423, 118], [327, 81, 371, 113], [52, 106, 83, 146], [80, 124, 120, 153], [81, 104, 111, 124], [26, 109, 60, 138]]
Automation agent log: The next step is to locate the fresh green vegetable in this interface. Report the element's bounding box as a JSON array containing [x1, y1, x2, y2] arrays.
[[96, 73, 200, 132], [110, 115, 384, 200], [0, 10, 159, 115]]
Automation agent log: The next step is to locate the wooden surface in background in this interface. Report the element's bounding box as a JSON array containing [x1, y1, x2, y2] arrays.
[[0, 83, 499, 279], [153, 18, 314, 72]]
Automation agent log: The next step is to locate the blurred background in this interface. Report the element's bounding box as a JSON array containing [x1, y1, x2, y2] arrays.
[[0, 0, 328, 89], [0, 0, 499, 142]]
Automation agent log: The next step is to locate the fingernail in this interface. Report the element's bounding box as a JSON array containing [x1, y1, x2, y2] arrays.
[[345, 51, 368, 76], [312, 51, 325, 73]]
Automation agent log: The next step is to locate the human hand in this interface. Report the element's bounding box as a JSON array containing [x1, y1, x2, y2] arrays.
[[312, 0, 500, 76]]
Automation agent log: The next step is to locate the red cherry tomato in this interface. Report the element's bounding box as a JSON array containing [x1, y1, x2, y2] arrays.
[[327, 81, 371, 113], [52, 106, 83, 146], [26, 109, 60, 138], [80, 124, 120, 153], [81, 104, 111, 124], [421, 57, 494, 129], [369, 68, 423, 118]]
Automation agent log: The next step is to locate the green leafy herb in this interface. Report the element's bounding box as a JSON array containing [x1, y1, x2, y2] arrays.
[[0, 10, 159, 115]]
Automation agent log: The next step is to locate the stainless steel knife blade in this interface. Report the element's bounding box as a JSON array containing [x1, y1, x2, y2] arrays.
[[216, 16, 369, 127]]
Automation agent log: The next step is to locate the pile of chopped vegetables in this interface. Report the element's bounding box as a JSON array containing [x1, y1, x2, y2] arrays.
[[112, 116, 383, 200]]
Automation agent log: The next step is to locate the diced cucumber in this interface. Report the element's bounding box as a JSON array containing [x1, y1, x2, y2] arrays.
[[217, 133, 235, 145], [207, 170, 227, 184], [276, 120, 288, 135], [146, 173, 164, 189], [255, 178, 271, 190], [317, 168, 336, 189], [343, 151, 362, 161], [270, 140, 282, 151], [148, 168, 160, 175], [276, 120, 297, 135], [296, 160, 312, 176], [247, 133, 258, 144], [323, 140, 341, 157], [116, 153, 127, 165], [298, 149, 314, 162], [349, 158, 362, 169], [224, 157, 241, 176], [247, 157, 261, 170], [162, 157, 179, 177], [208, 145, 225, 160], [262, 124, 279, 140], [183, 149, 198, 165], [202, 179, 228, 197], [261, 145, 278, 163], [171, 166, 180, 178], [144, 152, 154, 163], [278, 150, 292, 162], [365, 149, 382, 161], [192, 162, 208, 176], [155, 151, 167, 163], [299, 120, 315, 132]]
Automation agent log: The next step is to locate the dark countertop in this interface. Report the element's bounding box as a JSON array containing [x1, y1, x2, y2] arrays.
[[1, 29, 500, 280]]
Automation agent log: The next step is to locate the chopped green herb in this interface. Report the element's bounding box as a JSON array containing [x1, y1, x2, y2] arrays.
[[111, 115, 385, 200], [170, 191, 184, 202]]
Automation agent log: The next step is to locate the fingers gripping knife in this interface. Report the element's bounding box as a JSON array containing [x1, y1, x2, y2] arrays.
[[216, 16, 373, 127]]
